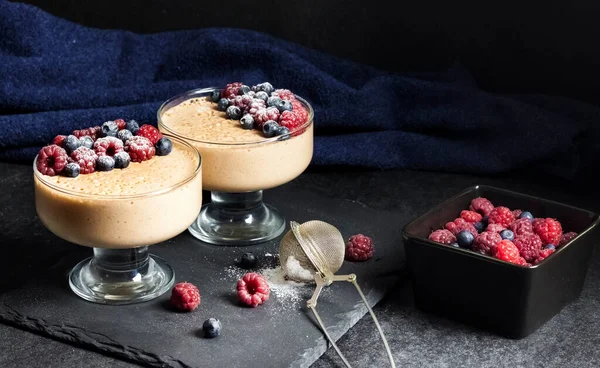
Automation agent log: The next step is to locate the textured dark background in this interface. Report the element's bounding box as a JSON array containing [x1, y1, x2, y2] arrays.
[[13, 0, 600, 105]]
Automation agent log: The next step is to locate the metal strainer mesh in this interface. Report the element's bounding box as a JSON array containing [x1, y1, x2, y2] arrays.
[[278, 220, 396, 368]]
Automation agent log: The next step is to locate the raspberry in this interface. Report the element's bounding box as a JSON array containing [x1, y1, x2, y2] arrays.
[[170, 282, 200, 311], [485, 223, 506, 233], [472, 231, 502, 255], [36, 145, 68, 176], [488, 206, 516, 228], [513, 233, 543, 262], [512, 209, 523, 218], [510, 218, 534, 236], [52, 135, 66, 146], [244, 99, 266, 115], [252, 106, 280, 129], [460, 210, 482, 223], [445, 218, 468, 233], [114, 118, 126, 130], [279, 100, 309, 132], [237, 272, 270, 307], [533, 248, 556, 265], [221, 82, 243, 100], [125, 136, 155, 163], [447, 220, 478, 238], [559, 232, 578, 247], [136, 124, 163, 145], [469, 197, 494, 216], [345, 234, 375, 261], [494, 239, 521, 264], [73, 126, 101, 141], [70, 147, 98, 174], [428, 229, 457, 245], [533, 218, 563, 246], [93, 136, 124, 157], [532, 218, 544, 229], [272, 89, 296, 101], [231, 95, 255, 111]]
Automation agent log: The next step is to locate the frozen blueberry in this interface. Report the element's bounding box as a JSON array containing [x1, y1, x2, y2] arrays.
[[519, 211, 534, 221], [210, 89, 221, 102], [276, 126, 291, 140], [239, 252, 257, 269], [252, 82, 274, 95], [114, 151, 130, 169], [545, 244, 556, 250], [262, 120, 280, 138], [456, 230, 475, 249], [125, 119, 140, 135], [500, 229, 514, 241], [63, 135, 81, 153], [217, 98, 230, 111], [96, 156, 115, 171], [255, 91, 269, 102], [117, 129, 133, 143], [202, 318, 221, 338], [482, 216, 489, 224], [79, 136, 94, 150], [155, 137, 172, 156], [226, 105, 242, 120], [473, 221, 485, 233], [240, 114, 255, 130], [63, 163, 80, 178], [449, 242, 460, 248], [267, 96, 282, 108], [274, 99, 293, 113], [100, 120, 119, 137], [239, 85, 251, 95]]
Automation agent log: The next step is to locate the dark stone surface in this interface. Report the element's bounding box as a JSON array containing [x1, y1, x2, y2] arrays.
[[1, 162, 600, 367]]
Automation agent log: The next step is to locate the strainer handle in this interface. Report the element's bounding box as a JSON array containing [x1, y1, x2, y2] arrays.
[[309, 305, 353, 368]]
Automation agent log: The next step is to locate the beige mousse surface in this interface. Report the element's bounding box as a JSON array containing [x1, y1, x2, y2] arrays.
[[159, 97, 313, 192], [34, 139, 202, 249]]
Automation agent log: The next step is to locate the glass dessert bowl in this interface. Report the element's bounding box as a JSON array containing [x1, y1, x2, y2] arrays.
[[157, 86, 314, 245], [34, 135, 202, 304]]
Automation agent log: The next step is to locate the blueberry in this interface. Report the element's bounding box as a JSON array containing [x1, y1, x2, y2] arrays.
[[519, 211, 534, 221], [240, 114, 255, 130], [274, 99, 293, 113], [101, 121, 119, 137], [63, 135, 81, 153], [63, 163, 80, 178], [114, 151, 131, 169], [500, 229, 514, 241], [226, 105, 242, 120], [252, 82, 274, 95], [239, 252, 257, 269], [217, 98, 230, 111], [276, 126, 291, 140], [545, 244, 556, 250], [473, 221, 485, 233], [125, 119, 140, 135], [202, 318, 221, 338], [262, 120, 280, 138], [450, 242, 460, 248], [482, 216, 489, 224], [456, 230, 475, 249], [239, 85, 251, 95], [255, 91, 269, 102], [155, 137, 172, 156], [210, 89, 221, 102], [79, 136, 94, 150], [96, 156, 115, 171], [267, 96, 282, 108], [117, 129, 133, 143]]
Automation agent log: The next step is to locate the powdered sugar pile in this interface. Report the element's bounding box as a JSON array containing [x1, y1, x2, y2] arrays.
[[283, 255, 314, 282]]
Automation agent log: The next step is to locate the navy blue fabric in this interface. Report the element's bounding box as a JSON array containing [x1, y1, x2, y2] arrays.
[[1, 1, 599, 179]]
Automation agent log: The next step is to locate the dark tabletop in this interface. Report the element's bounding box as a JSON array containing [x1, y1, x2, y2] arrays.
[[1, 163, 599, 368]]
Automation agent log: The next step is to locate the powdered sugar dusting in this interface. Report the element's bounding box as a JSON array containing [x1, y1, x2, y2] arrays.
[[283, 255, 314, 282]]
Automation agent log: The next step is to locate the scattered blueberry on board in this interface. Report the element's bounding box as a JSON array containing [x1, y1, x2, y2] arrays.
[[202, 318, 222, 338], [239, 252, 258, 269]]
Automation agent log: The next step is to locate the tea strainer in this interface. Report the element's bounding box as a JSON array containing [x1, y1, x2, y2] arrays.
[[279, 220, 396, 368]]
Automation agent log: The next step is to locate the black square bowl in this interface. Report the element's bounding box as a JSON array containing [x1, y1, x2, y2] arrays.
[[401, 185, 600, 338]]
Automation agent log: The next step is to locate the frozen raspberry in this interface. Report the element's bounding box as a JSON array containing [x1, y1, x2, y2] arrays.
[[485, 223, 505, 233], [125, 136, 155, 162], [345, 234, 375, 261], [494, 239, 521, 264], [533, 218, 563, 246], [445, 217, 468, 233], [114, 118, 126, 130], [510, 218, 534, 236], [279, 100, 309, 132], [488, 206, 516, 228], [73, 126, 101, 141], [70, 147, 98, 174], [472, 231, 502, 255], [221, 82, 243, 99], [252, 106, 280, 129], [460, 210, 483, 223], [52, 135, 66, 147], [515, 257, 530, 267], [231, 95, 255, 111], [532, 218, 544, 229], [469, 197, 494, 216], [170, 282, 200, 311], [559, 232, 578, 247], [272, 89, 296, 101], [513, 233, 543, 262], [428, 229, 457, 245], [447, 220, 478, 238], [93, 136, 124, 157], [136, 124, 163, 145], [244, 99, 266, 115], [512, 209, 523, 218], [533, 248, 556, 265], [237, 273, 270, 308], [36, 145, 68, 176]]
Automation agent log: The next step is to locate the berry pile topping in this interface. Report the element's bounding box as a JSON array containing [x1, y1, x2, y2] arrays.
[[345, 234, 375, 261], [170, 282, 201, 312], [35, 119, 172, 177], [209, 82, 309, 138], [427, 197, 577, 266], [237, 272, 270, 308]]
